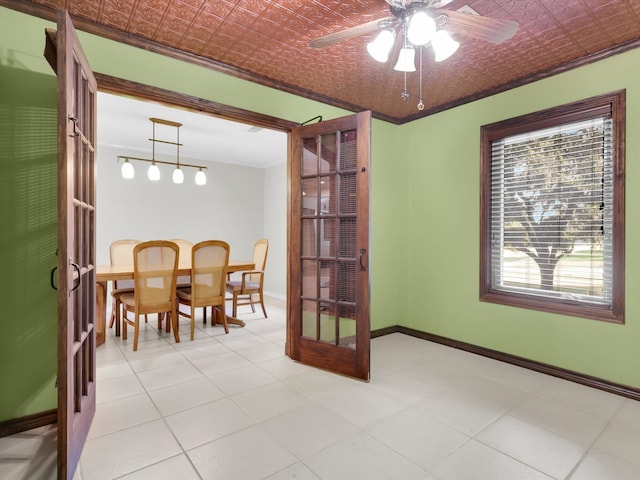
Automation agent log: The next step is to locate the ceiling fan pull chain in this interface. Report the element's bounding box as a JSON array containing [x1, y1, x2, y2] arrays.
[[417, 45, 425, 111], [401, 71, 409, 101]]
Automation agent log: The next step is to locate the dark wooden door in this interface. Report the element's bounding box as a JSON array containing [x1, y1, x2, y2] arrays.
[[288, 111, 371, 380], [45, 10, 97, 479]]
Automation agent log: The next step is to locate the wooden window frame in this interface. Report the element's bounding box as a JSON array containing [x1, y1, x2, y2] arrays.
[[479, 90, 626, 323]]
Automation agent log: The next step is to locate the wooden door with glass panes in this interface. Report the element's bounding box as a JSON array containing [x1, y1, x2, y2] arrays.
[[44, 10, 97, 479], [288, 111, 371, 380]]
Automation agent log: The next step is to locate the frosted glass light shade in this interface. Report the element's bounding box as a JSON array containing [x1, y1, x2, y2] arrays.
[[195, 168, 207, 185], [367, 29, 395, 63], [121, 159, 134, 179], [393, 47, 416, 72], [147, 162, 160, 181], [407, 11, 436, 46], [432, 30, 459, 62], [172, 166, 184, 184]]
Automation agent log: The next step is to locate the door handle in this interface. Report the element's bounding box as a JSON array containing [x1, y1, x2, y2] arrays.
[[359, 248, 368, 272], [70, 261, 81, 292], [50, 267, 58, 290]]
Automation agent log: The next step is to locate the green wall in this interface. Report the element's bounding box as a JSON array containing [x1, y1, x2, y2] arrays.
[[401, 49, 640, 388], [1, 5, 639, 425], [0, 62, 58, 422]]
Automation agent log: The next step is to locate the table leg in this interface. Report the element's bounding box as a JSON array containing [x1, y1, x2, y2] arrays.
[[226, 316, 246, 328], [96, 280, 107, 346], [215, 305, 245, 328]]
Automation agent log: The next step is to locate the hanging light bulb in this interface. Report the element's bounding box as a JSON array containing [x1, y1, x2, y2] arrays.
[[367, 29, 396, 63], [147, 161, 160, 181], [195, 168, 207, 186], [407, 11, 436, 46], [394, 46, 416, 72], [172, 166, 184, 184], [432, 30, 459, 62], [121, 159, 134, 179]]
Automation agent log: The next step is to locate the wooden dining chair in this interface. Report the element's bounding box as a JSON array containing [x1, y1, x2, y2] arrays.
[[177, 240, 230, 339], [226, 238, 269, 318], [108, 239, 139, 336], [120, 240, 180, 351], [170, 238, 193, 289]]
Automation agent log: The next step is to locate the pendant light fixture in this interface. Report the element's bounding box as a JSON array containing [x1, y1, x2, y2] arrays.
[[195, 168, 207, 185], [118, 117, 208, 185], [148, 119, 161, 181], [171, 120, 184, 184], [121, 158, 134, 179]]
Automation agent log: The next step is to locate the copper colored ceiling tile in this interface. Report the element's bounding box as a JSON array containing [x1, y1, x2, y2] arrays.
[[13, 0, 640, 123]]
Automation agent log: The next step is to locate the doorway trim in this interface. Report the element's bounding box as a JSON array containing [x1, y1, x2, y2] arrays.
[[95, 74, 299, 133]]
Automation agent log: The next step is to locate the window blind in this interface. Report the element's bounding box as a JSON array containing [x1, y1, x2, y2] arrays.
[[489, 116, 613, 306]]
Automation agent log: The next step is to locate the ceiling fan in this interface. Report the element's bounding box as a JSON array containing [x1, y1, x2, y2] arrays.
[[309, 0, 519, 109]]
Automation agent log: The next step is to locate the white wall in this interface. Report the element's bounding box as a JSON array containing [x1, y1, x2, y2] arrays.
[[263, 162, 287, 298], [96, 144, 287, 297]]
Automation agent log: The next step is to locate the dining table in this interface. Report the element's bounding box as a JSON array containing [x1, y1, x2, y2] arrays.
[[95, 259, 255, 346]]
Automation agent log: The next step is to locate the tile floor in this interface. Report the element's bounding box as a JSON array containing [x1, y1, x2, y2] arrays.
[[2, 296, 640, 479]]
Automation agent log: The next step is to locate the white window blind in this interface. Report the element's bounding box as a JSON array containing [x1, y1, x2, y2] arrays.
[[489, 116, 613, 306]]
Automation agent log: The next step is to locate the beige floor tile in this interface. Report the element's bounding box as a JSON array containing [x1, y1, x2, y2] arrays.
[[261, 404, 359, 459], [569, 449, 640, 480], [511, 395, 607, 444], [431, 440, 554, 480], [537, 378, 625, 419], [88, 393, 161, 439], [264, 462, 321, 480], [119, 454, 200, 479], [304, 431, 428, 480], [148, 376, 225, 416], [187, 425, 296, 480], [231, 381, 311, 422], [79, 420, 182, 480], [592, 421, 640, 467], [164, 398, 254, 450], [5, 297, 639, 480], [96, 373, 145, 404], [136, 361, 202, 391], [476, 415, 587, 479], [366, 408, 469, 470], [207, 363, 277, 395]]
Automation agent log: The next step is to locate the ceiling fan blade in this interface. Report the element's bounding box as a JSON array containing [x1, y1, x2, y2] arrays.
[[442, 9, 519, 44], [309, 17, 395, 49]]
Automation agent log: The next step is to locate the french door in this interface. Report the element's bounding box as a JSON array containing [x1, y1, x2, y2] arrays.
[[45, 10, 97, 479], [288, 111, 371, 380]]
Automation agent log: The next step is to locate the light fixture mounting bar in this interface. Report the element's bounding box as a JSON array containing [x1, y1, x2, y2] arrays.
[[117, 155, 208, 172], [148, 138, 183, 146], [149, 117, 182, 128]]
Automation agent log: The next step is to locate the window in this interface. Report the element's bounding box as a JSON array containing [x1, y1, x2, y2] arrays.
[[480, 91, 625, 323]]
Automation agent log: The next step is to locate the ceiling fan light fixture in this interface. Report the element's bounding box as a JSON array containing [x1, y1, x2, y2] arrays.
[[367, 29, 396, 63], [394, 46, 416, 72], [432, 29, 459, 61], [407, 11, 436, 46]]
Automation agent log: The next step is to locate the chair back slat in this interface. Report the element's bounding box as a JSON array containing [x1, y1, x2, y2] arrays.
[[250, 238, 269, 283], [133, 241, 179, 309], [110, 239, 138, 290], [191, 240, 230, 307], [170, 238, 193, 286]]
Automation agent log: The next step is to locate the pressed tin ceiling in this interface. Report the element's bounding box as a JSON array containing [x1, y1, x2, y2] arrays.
[[5, 0, 640, 124]]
